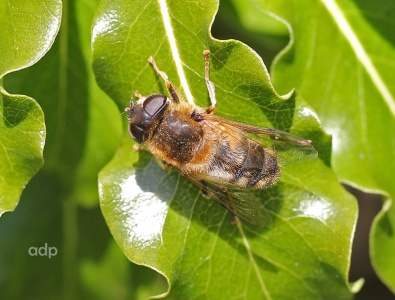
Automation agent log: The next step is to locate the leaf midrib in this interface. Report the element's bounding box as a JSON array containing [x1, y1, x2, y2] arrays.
[[321, 0, 395, 116], [157, 0, 194, 105]]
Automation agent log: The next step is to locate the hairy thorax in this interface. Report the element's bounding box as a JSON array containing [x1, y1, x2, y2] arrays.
[[149, 108, 206, 166]]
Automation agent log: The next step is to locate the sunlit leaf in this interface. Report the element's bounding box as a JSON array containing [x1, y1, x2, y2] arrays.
[[93, 0, 357, 298], [254, 0, 395, 292], [0, 0, 61, 214]]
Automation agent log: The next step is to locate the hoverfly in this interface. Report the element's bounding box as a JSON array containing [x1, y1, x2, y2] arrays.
[[125, 50, 317, 227]]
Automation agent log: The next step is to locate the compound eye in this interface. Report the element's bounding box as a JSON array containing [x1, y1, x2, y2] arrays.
[[143, 94, 168, 117], [129, 124, 146, 144]]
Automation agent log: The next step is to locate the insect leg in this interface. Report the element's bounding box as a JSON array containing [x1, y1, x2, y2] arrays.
[[203, 50, 216, 113], [231, 215, 239, 225], [148, 56, 180, 103], [132, 145, 171, 170], [200, 180, 210, 198], [154, 158, 172, 170], [132, 144, 147, 152]]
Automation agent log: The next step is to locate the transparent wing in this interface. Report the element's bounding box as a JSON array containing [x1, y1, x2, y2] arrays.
[[203, 114, 318, 165], [182, 172, 272, 227]]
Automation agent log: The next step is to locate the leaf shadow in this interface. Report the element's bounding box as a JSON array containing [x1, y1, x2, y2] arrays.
[[130, 153, 349, 293], [208, 43, 295, 131], [2, 95, 36, 128], [354, 1, 395, 47], [133, 151, 285, 240]]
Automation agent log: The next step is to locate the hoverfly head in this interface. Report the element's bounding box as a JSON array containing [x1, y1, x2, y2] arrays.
[[127, 94, 169, 144]]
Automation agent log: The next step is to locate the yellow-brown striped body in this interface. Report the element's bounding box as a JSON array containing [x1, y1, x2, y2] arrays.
[[147, 101, 280, 189]]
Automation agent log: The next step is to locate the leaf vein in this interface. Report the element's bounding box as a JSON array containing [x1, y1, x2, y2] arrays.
[[237, 221, 271, 299], [157, 0, 194, 104], [322, 0, 395, 116]]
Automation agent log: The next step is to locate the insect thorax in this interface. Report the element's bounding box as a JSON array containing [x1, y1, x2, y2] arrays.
[[150, 109, 204, 164]]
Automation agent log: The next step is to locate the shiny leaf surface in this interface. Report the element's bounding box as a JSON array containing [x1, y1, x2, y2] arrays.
[[0, 0, 61, 214], [93, 0, 357, 298], [255, 0, 395, 292]]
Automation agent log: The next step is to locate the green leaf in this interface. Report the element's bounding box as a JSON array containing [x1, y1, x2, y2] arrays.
[[93, 0, 357, 298], [5, 0, 122, 202], [1, 0, 125, 298], [0, 0, 61, 214], [81, 240, 167, 299], [212, 0, 289, 70], [253, 0, 395, 293], [73, 0, 123, 206]]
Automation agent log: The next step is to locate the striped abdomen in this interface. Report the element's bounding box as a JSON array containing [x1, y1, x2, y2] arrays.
[[206, 133, 280, 189]]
